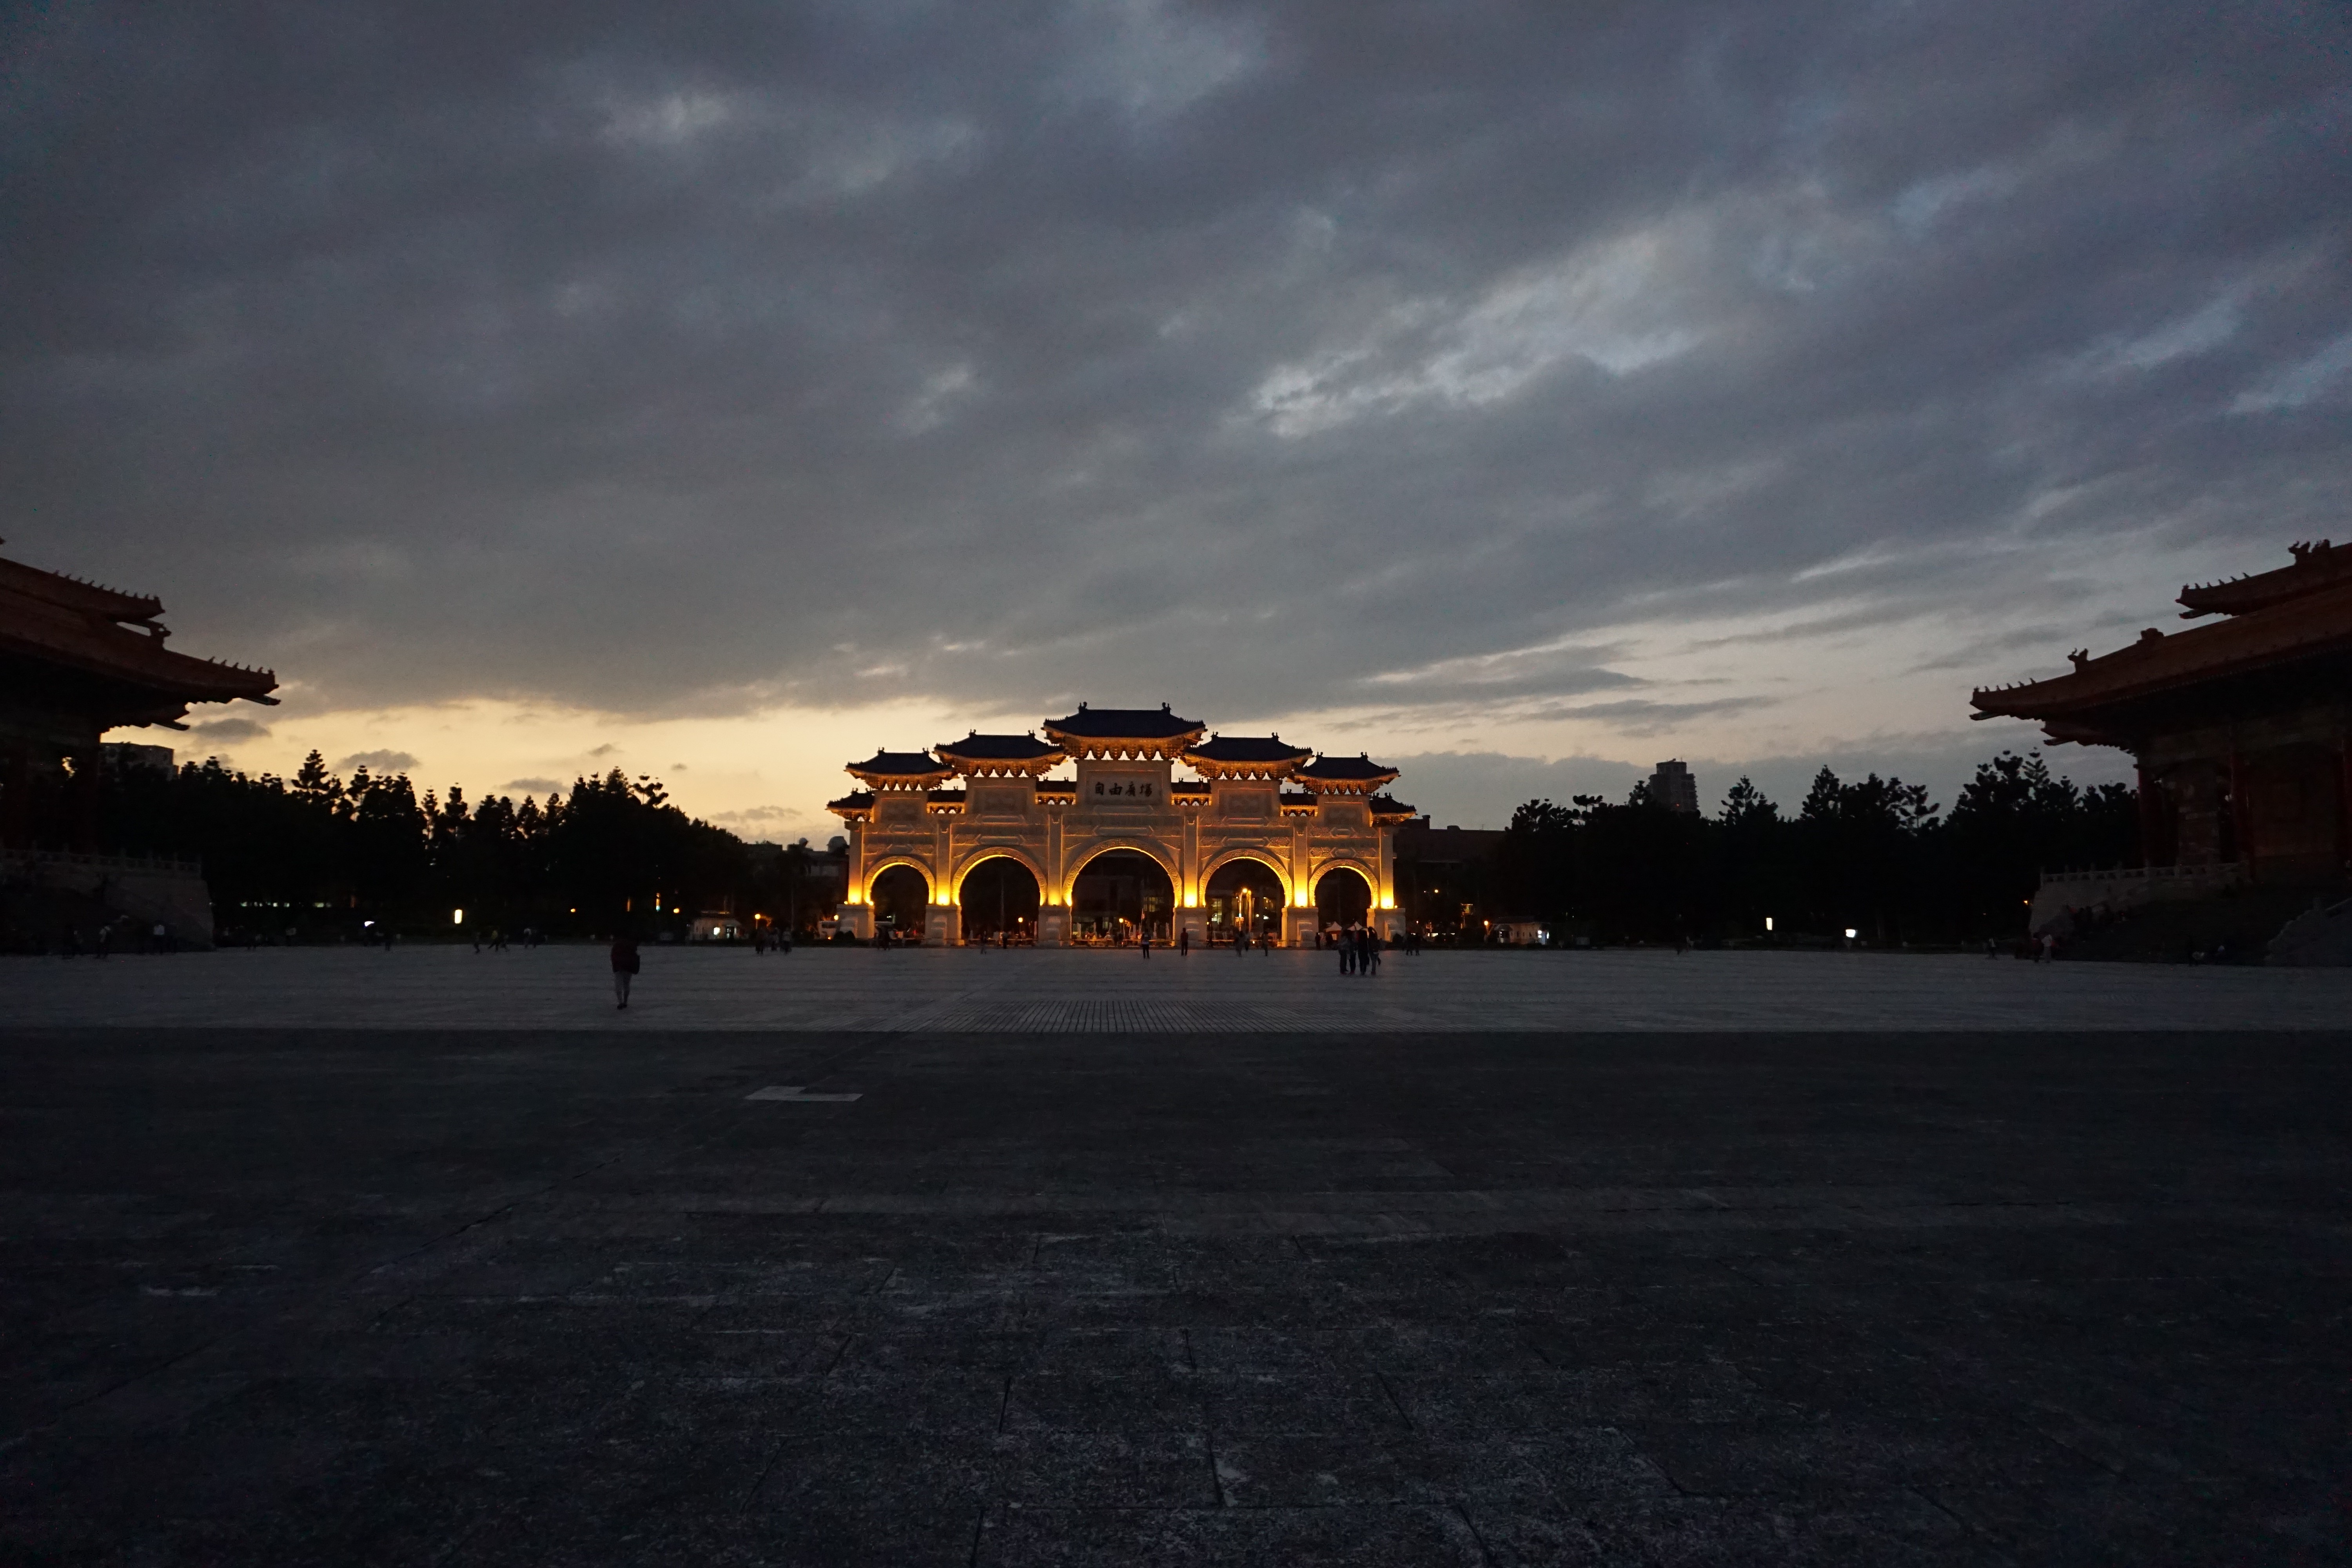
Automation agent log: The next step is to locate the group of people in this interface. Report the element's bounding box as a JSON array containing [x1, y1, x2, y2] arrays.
[[469, 926, 544, 953], [1987, 931, 2063, 962], [1155, 926, 1276, 956], [49, 919, 174, 957], [601, 916, 1414, 1005], [1149, 924, 1401, 966]]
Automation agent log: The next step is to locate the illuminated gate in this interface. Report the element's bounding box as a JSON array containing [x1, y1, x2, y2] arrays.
[[827, 706, 1414, 947]]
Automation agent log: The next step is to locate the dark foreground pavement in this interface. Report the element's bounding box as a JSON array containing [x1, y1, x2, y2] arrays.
[[1, 1029, 2347, 1566]]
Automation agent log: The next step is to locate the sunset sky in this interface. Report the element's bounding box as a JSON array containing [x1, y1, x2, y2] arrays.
[[11, 2, 2349, 841]]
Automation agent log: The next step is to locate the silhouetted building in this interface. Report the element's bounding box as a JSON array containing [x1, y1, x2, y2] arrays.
[[102, 742, 175, 775], [1973, 540, 2352, 885], [748, 840, 849, 933], [2, 545, 274, 949], [2, 544, 275, 851], [1649, 759, 1698, 814], [1392, 817, 1506, 936]]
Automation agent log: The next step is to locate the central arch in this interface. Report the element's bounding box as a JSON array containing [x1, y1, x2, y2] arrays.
[[1203, 853, 1289, 946], [1069, 847, 1177, 945], [957, 854, 1041, 945]]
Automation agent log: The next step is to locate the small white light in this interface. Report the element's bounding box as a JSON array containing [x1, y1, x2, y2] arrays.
[[453, 908, 464, 926], [1764, 916, 1773, 932], [1844, 927, 1858, 940]]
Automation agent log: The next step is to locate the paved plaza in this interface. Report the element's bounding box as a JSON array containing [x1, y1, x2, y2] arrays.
[[2, 1005, 2347, 1565], [8, 943, 2352, 1031]]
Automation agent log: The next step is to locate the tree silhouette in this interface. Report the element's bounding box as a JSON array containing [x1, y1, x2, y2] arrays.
[[63, 744, 2136, 949]]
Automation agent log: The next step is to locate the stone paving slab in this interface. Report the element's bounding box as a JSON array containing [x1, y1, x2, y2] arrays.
[[0, 1026, 2347, 1564], [7, 943, 2352, 1030]]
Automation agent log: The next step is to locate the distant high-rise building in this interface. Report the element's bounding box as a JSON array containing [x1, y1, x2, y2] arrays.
[[103, 742, 175, 775], [1649, 759, 1698, 814]]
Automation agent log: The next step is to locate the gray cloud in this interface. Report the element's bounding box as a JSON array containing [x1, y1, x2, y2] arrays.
[[1899, 610, 2149, 676], [501, 777, 561, 795], [1518, 696, 1779, 735], [338, 750, 419, 773], [5, 0, 2348, 741], [190, 716, 271, 743]]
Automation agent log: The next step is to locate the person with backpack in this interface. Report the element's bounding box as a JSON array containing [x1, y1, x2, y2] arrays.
[[611, 933, 641, 1009]]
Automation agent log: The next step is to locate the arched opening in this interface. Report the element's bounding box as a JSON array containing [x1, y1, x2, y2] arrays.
[[1203, 857, 1287, 946], [958, 857, 1041, 945], [869, 864, 930, 942], [1070, 849, 1175, 946], [1314, 866, 1372, 937]]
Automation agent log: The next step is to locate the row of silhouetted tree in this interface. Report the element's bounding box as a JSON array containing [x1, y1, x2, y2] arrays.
[[87, 746, 2130, 946], [1452, 751, 2136, 946], [94, 752, 827, 940]]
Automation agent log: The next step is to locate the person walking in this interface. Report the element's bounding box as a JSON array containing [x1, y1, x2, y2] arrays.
[[1141, 932, 1152, 960], [1178, 927, 1190, 956], [1339, 925, 1355, 976], [1367, 928, 1382, 975], [611, 932, 641, 1009]]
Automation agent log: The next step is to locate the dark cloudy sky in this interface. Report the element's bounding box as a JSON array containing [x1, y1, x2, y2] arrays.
[[9, 1, 2349, 835]]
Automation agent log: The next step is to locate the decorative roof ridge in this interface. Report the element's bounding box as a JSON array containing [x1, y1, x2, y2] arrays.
[[1971, 573, 2352, 719], [845, 748, 956, 788], [2177, 539, 2352, 617], [1041, 702, 1205, 741], [37, 564, 155, 602], [0, 553, 168, 617]]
